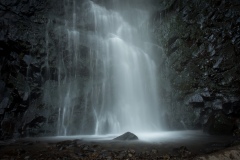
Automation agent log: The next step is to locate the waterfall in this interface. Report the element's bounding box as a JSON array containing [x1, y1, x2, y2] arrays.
[[44, 0, 162, 135]]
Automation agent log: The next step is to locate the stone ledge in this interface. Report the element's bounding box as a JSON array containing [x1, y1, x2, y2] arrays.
[[194, 145, 240, 160]]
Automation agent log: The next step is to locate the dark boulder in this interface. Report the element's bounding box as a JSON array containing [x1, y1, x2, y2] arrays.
[[113, 132, 138, 141], [203, 111, 235, 135], [223, 101, 240, 116], [0, 119, 15, 139]]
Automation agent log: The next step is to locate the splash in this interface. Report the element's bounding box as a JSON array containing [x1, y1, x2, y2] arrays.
[[44, 0, 162, 135]]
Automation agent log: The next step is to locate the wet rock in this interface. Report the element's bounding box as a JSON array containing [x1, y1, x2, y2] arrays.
[[21, 116, 47, 137], [128, 153, 133, 157], [17, 149, 26, 155], [151, 0, 240, 131], [113, 132, 138, 140], [162, 154, 171, 160], [178, 146, 192, 158], [0, 80, 5, 94], [185, 94, 205, 109], [194, 145, 240, 160], [129, 149, 136, 154], [212, 99, 223, 110], [151, 149, 157, 154], [203, 111, 235, 135], [223, 101, 240, 116], [1, 120, 15, 138], [0, 0, 59, 139], [204, 142, 232, 154], [233, 129, 240, 137], [116, 151, 127, 159], [0, 97, 9, 109], [186, 94, 204, 104]]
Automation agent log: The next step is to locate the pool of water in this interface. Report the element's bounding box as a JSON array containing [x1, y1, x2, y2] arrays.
[[2, 130, 236, 155], [51, 130, 206, 141], [27, 130, 234, 147]]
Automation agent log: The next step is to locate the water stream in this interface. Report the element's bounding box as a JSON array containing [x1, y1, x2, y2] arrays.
[[44, 0, 162, 136]]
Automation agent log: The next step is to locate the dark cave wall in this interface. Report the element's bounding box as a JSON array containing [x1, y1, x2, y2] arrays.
[[0, 0, 62, 139], [152, 0, 240, 133], [0, 0, 93, 139]]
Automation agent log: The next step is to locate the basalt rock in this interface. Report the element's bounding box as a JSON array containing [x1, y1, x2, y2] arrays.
[[203, 111, 236, 135], [113, 132, 138, 141], [0, 0, 60, 139], [151, 0, 240, 132]]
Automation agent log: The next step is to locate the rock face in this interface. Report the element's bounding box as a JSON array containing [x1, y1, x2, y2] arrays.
[[0, 0, 61, 139], [194, 145, 240, 160], [203, 111, 235, 135], [151, 0, 240, 133], [113, 132, 138, 141]]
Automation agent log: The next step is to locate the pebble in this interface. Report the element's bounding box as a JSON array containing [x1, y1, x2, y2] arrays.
[[128, 153, 133, 157]]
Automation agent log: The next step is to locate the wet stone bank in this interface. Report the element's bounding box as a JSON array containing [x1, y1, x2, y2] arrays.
[[0, 136, 240, 160]]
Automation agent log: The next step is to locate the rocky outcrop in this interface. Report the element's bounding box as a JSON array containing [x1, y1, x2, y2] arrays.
[[0, 0, 101, 139], [194, 145, 240, 160], [151, 0, 240, 133], [203, 111, 236, 135], [113, 132, 138, 140], [0, 0, 60, 139]]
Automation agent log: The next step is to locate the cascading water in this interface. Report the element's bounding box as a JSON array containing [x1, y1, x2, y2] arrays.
[[44, 0, 163, 135], [90, 2, 162, 134]]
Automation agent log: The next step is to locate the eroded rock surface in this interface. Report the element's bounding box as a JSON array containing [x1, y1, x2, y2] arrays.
[[151, 0, 240, 133], [113, 132, 138, 140]]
